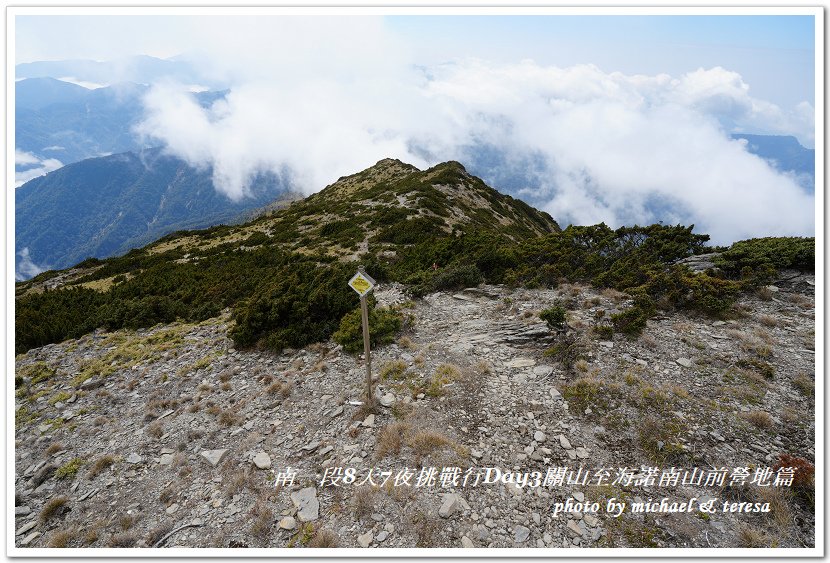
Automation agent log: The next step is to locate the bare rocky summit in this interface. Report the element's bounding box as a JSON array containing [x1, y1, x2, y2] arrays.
[[14, 270, 815, 549]]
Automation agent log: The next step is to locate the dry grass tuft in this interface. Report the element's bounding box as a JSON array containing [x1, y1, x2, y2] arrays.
[[792, 373, 814, 397], [352, 486, 376, 519], [40, 495, 69, 522], [87, 455, 115, 479], [743, 410, 774, 430], [146, 522, 174, 546], [249, 502, 273, 540], [737, 525, 770, 547], [44, 442, 65, 457], [376, 421, 411, 459], [308, 528, 340, 548], [48, 528, 75, 548], [758, 314, 778, 327], [147, 420, 164, 439], [108, 532, 137, 548], [397, 336, 418, 350]]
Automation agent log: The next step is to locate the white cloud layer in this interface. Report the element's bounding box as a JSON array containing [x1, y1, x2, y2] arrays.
[[16, 248, 46, 281], [135, 26, 814, 245], [15, 149, 63, 187]]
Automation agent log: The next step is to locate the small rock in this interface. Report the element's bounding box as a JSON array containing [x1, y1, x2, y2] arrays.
[[362, 414, 375, 428], [567, 520, 584, 537], [290, 487, 320, 522], [676, 358, 693, 368], [20, 531, 40, 546], [159, 454, 174, 466], [376, 530, 389, 542], [379, 393, 396, 408], [461, 535, 474, 548], [252, 452, 271, 469], [165, 503, 179, 514], [575, 447, 589, 459], [533, 431, 546, 443], [279, 516, 296, 530], [200, 449, 228, 467], [559, 435, 572, 450], [15, 506, 31, 516], [438, 494, 459, 518], [471, 449, 483, 459], [506, 358, 536, 368], [16, 521, 37, 536], [126, 453, 143, 464], [514, 525, 531, 543], [573, 491, 585, 502], [357, 531, 373, 548]]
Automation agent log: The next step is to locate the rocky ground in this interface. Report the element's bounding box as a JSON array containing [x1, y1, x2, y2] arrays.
[[14, 271, 816, 550]]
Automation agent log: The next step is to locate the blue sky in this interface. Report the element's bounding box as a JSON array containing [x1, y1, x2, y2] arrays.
[[386, 15, 815, 109]]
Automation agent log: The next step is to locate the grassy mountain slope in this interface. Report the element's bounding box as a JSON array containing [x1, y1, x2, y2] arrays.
[[15, 157, 813, 357]]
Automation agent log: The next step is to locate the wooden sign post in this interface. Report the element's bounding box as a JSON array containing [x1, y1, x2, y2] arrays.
[[348, 266, 377, 407]]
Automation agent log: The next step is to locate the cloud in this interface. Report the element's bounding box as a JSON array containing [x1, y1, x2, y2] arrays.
[[16, 248, 46, 281], [15, 150, 63, 186], [135, 38, 814, 244]]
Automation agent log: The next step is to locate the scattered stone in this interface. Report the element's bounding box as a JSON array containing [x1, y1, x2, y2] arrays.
[[567, 520, 584, 537], [166, 503, 179, 514], [379, 393, 396, 408], [676, 358, 692, 368], [15, 506, 31, 516], [362, 414, 375, 428], [506, 358, 536, 368], [301, 441, 319, 452], [376, 530, 389, 542], [559, 435, 572, 450], [200, 449, 228, 467], [252, 452, 271, 469], [279, 516, 296, 530], [357, 531, 373, 548], [461, 536, 474, 548], [159, 453, 174, 466], [439, 493, 461, 518], [16, 521, 37, 536], [514, 525, 531, 543], [20, 532, 40, 546], [126, 453, 143, 464], [573, 491, 585, 503], [533, 431, 546, 443], [290, 487, 319, 522]]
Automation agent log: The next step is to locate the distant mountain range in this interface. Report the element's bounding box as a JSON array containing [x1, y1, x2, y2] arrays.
[[16, 148, 293, 279], [15, 77, 228, 175], [15, 55, 216, 89], [731, 134, 815, 192]]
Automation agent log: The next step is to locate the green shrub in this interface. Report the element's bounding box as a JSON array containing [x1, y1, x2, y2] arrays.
[[333, 305, 403, 353], [611, 294, 655, 337], [539, 306, 567, 330], [430, 264, 484, 292], [593, 325, 614, 340], [55, 457, 85, 480]]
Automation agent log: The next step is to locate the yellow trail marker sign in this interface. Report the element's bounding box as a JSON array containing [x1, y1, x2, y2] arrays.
[[351, 266, 377, 408], [349, 270, 376, 296]]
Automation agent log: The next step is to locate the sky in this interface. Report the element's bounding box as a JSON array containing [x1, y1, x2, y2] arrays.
[[13, 11, 818, 244]]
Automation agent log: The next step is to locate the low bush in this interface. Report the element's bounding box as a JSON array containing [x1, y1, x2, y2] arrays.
[[333, 304, 403, 354]]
